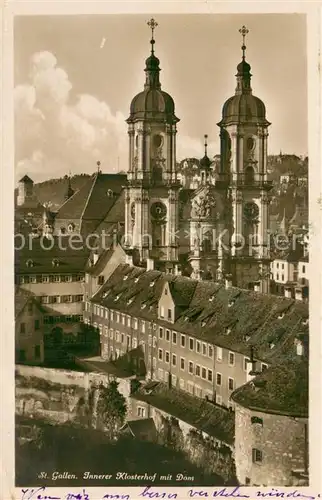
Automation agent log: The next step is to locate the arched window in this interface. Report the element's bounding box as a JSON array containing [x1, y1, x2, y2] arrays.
[[68, 223, 75, 233], [60, 227, 66, 235]]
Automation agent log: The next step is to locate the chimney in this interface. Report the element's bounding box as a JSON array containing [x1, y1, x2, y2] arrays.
[[225, 274, 233, 289], [295, 286, 303, 302], [253, 281, 261, 293], [112, 228, 118, 249], [146, 258, 154, 271], [93, 252, 99, 265], [284, 286, 292, 299]]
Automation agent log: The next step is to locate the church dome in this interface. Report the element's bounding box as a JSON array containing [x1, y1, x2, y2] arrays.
[[129, 88, 176, 122], [220, 93, 267, 125], [127, 31, 179, 124]]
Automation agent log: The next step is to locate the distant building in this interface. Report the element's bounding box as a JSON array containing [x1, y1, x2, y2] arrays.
[[15, 287, 45, 364], [15, 175, 44, 234]]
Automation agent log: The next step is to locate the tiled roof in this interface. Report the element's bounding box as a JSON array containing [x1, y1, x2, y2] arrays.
[[131, 382, 234, 445], [19, 175, 33, 183], [91, 264, 309, 365], [231, 357, 308, 417], [122, 418, 157, 440], [55, 172, 126, 222], [15, 237, 90, 274]]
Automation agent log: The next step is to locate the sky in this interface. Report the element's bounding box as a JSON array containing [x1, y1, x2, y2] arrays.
[[14, 14, 307, 183]]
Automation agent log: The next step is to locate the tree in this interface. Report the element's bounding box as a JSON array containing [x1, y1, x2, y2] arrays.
[[96, 381, 127, 440]]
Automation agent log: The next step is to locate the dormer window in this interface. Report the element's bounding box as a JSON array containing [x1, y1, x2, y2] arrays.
[[244, 334, 251, 342], [123, 275, 129, 281], [102, 290, 110, 299], [165, 288, 168, 295], [226, 327, 231, 335], [201, 320, 207, 327], [26, 259, 34, 268], [209, 295, 215, 302], [127, 297, 134, 305], [52, 258, 59, 267], [150, 280, 156, 288], [228, 300, 235, 308], [68, 223, 75, 233], [141, 304, 147, 310], [269, 342, 275, 350], [278, 313, 285, 319], [114, 293, 122, 302], [302, 318, 309, 326], [134, 277, 139, 283], [107, 189, 114, 197]]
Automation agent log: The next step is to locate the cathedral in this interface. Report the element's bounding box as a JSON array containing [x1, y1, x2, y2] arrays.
[[124, 20, 273, 293], [18, 20, 273, 294]]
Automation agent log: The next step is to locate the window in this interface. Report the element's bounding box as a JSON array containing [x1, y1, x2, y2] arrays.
[[153, 336, 156, 347], [180, 358, 185, 371], [244, 357, 251, 371], [110, 329, 114, 339], [216, 373, 222, 386], [75, 295, 84, 302], [127, 316, 131, 327], [195, 386, 202, 398], [148, 334, 152, 346], [181, 335, 186, 347], [158, 368, 164, 380], [61, 295, 72, 303], [20, 323, 25, 334], [276, 262, 279, 269], [34, 345, 41, 358], [160, 306, 165, 318], [251, 416, 263, 426], [187, 382, 194, 394], [172, 331, 177, 344], [137, 406, 146, 418], [188, 361, 194, 374], [165, 288, 168, 295], [172, 375, 177, 386], [30, 275, 37, 284], [281, 263, 284, 270], [281, 274, 284, 281], [152, 357, 156, 369], [158, 349, 163, 361], [196, 364, 201, 377], [202, 343, 207, 356], [121, 314, 125, 325], [133, 318, 138, 330], [179, 379, 185, 390], [159, 327, 163, 339], [208, 345, 213, 358], [19, 350, 26, 362], [53, 275, 60, 283], [172, 354, 177, 366], [207, 369, 213, 382], [166, 329, 170, 342], [229, 352, 235, 366], [302, 265, 306, 273], [189, 338, 194, 350], [141, 321, 145, 333], [228, 378, 234, 391], [216, 394, 222, 405], [196, 341, 201, 354], [116, 312, 120, 323], [165, 351, 170, 364], [252, 448, 263, 464], [201, 367, 207, 380], [34, 319, 40, 330], [261, 363, 268, 372], [98, 276, 104, 285], [216, 347, 223, 361], [132, 338, 137, 348], [276, 273, 279, 281], [167, 309, 172, 320], [127, 335, 131, 348]]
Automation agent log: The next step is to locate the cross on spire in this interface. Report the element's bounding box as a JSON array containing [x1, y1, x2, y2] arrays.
[[239, 25, 249, 60], [147, 18, 158, 54]]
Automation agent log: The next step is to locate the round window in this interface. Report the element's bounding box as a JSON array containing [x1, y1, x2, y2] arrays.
[[153, 134, 163, 148]]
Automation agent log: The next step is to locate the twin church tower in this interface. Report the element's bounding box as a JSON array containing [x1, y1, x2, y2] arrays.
[[124, 20, 272, 293]]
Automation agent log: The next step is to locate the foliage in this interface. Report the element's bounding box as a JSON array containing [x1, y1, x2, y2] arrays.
[[95, 380, 127, 439], [158, 415, 184, 452]]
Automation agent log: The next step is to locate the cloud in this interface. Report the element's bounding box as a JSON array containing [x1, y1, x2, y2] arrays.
[[15, 51, 128, 183], [15, 50, 217, 184]]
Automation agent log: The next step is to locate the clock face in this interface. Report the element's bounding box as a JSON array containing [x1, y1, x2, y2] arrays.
[[243, 202, 259, 221], [150, 201, 167, 220]]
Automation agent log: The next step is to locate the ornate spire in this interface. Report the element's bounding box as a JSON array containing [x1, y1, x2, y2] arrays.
[[200, 134, 211, 171], [235, 25, 252, 95], [239, 25, 249, 61], [147, 18, 158, 55], [144, 18, 161, 89]]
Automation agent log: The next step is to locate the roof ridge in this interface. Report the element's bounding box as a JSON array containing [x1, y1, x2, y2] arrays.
[[79, 173, 99, 226]]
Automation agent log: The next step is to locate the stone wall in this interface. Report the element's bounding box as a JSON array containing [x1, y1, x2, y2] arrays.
[[15, 365, 131, 426], [234, 401, 308, 486], [129, 397, 236, 483]]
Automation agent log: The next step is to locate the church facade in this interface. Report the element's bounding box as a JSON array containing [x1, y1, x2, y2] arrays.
[[124, 21, 273, 293]]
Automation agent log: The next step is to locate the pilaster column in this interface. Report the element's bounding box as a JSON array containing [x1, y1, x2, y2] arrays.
[[231, 189, 243, 256], [230, 131, 238, 177], [259, 191, 270, 259], [137, 127, 144, 178], [128, 126, 135, 174], [237, 133, 244, 173]]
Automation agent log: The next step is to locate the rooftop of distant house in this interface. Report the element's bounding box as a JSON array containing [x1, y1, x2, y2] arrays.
[[231, 357, 308, 418], [90, 263, 309, 365], [132, 381, 235, 445], [15, 287, 44, 318], [15, 237, 90, 274]]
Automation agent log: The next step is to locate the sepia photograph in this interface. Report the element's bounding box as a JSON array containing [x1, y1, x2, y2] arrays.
[[12, 11, 310, 490]]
